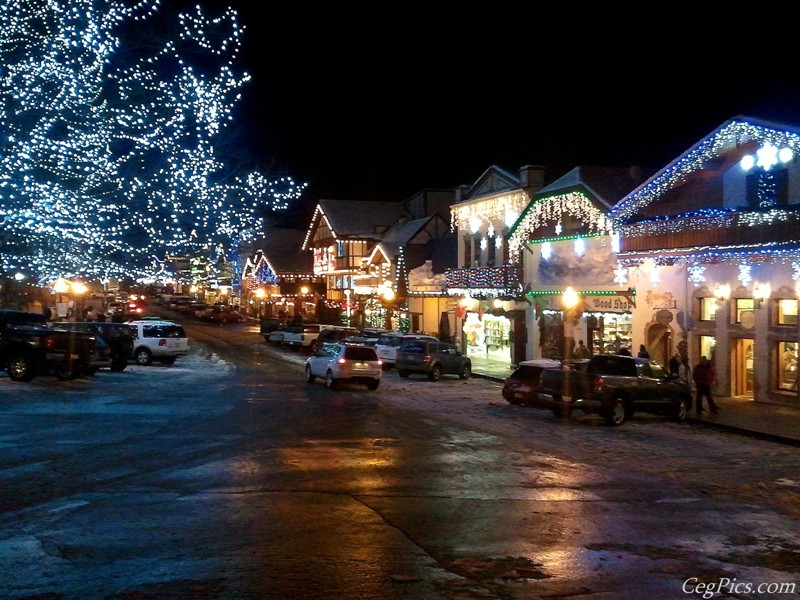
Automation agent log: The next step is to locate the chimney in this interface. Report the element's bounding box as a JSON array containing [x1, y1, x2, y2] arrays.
[[520, 165, 546, 194]]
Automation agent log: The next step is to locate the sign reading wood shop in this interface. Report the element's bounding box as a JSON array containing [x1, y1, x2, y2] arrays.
[[537, 293, 633, 313]]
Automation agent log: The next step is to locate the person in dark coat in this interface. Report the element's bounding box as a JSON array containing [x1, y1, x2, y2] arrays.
[[637, 344, 650, 359], [692, 356, 719, 415], [669, 351, 681, 376], [619, 347, 632, 356]]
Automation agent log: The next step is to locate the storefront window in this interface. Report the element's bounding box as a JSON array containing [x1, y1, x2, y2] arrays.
[[699, 297, 717, 321], [588, 313, 632, 355], [777, 341, 798, 391], [699, 335, 716, 363], [777, 299, 798, 326], [735, 298, 755, 323]]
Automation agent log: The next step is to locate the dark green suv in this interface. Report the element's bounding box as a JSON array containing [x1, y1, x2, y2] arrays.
[[395, 340, 471, 381]]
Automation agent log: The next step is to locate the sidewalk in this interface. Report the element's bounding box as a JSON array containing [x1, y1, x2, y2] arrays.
[[470, 363, 800, 447]]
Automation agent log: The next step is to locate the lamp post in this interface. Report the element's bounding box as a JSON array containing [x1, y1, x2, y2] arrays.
[[71, 281, 88, 321], [254, 288, 266, 318], [382, 286, 395, 330], [562, 286, 580, 359], [344, 289, 351, 325]]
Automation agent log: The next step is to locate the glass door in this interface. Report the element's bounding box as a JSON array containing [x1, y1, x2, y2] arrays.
[[733, 338, 755, 398]]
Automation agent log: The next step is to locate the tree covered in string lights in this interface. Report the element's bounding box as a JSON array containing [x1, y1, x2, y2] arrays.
[[0, 0, 305, 285]]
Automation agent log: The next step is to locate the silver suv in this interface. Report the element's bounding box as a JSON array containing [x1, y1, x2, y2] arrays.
[[127, 319, 189, 366]]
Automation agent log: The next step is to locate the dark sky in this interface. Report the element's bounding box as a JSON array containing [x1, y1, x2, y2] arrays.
[[188, 3, 800, 225]]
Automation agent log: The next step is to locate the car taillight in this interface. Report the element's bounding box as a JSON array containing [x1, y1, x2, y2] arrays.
[[338, 358, 346, 364], [423, 354, 432, 363], [43, 335, 56, 350], [159, 339, 166, 346], [592, 376, 604, 392]]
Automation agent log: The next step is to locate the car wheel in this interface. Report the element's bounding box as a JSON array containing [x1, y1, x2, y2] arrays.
[[55, 361, 79, 380], [398, 369, 410, 378], [459, 363, 471, 380], [110, 358, 128, 372], [159, 356, 176, 365], [367, 380, 379, 390], [135, 348, 153, 366], [325, 370, 337, 390], [8, 354, 35, 382], [305, 365, 315, 383], [603, 397, 628, 426], [551, 405, 572, 419], [429, 364, 442, 382]]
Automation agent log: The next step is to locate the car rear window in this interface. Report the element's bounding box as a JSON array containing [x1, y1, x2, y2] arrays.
[[377, 335, 403, 346], [399, 341, 427, 354], [510, 365, 542, 380], [344, 347, 378, 361], [143, 324, 186, 338]]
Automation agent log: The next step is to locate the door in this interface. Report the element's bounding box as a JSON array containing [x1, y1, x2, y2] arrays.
[[733, 338, 755, 398]]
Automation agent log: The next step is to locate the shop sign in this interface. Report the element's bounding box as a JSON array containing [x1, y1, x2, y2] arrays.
[[536, 294, 633, 313]]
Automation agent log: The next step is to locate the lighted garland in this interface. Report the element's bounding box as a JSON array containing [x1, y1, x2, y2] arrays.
[[610, 118, 800, 223], [0, 0, 306, 285], [507, 191, 613, 260], [450, 192, 529, 233]]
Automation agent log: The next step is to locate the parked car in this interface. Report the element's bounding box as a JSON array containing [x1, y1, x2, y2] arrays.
[[52, 321, 134, 371], [374, 332, 439, 370], [260, 317, 288, 341], [342, 328, 390, 346], [0, 310, 97, 381], [395, 340, 472, 381], [204, 305, 245, 324], [535, 354, 691, 426], [268, 326, 289, 345], [126, 319, 189, 366], [315, 326, 360, 346], [283, 323, 336, 352], [305, 342, 382, 390], [502, 358, 562, 405]]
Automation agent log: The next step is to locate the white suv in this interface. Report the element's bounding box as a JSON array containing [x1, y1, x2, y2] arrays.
[[127, 319, 189, 366], [374, 332, 438, 370], [305, 343, 382, 390]]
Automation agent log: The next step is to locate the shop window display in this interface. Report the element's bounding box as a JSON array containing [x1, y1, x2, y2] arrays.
[[777, 341, 798, 391]]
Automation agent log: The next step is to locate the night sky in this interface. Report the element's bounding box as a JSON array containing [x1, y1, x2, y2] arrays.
[[184, 3, 800, 225]]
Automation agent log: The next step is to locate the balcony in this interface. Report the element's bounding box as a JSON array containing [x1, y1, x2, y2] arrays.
[[445, 265, 523, 298]]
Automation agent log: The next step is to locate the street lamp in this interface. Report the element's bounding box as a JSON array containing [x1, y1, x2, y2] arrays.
[[562, 286, 580, 359], [381, 285, 395, 330], [344, 288, 351, 324], [71, 281, 88, 320]]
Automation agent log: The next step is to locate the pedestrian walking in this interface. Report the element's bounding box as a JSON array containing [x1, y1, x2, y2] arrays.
[[669, 350, 681, 376], [678, 355, 694, 412], [692, 355, 719, 415], [637, 344, 650, 359], [573, 339, 591, 359]]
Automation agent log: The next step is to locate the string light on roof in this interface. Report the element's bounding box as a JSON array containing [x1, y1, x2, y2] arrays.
[[507, 191, 613, 260], [611, 119, 800, 222]]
